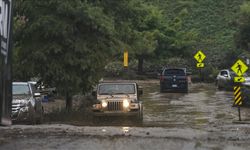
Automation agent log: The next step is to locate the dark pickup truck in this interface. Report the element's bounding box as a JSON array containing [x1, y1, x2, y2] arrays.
[[160, 68, 188, 93]]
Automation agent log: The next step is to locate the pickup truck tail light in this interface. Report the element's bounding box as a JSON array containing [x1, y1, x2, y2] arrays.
[[160, 75, 164, 81]]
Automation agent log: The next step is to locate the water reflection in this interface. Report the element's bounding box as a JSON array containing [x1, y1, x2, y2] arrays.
[[122, 127, 130, 134], [141, 82, 243, 129]]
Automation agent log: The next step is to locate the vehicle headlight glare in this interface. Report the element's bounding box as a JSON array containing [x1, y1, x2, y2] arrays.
[[102, 101, 108, 108], [123, 99, 130, 108]]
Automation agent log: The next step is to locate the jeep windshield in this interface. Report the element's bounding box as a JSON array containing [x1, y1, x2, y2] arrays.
[[98, 84, 135, 95], [12, 84, 31, 96]]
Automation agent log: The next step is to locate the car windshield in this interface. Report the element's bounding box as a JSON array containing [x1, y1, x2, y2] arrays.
[[12, 84, 31, 95], [164, 69, 185, 75], [98, 84, 135, 95]]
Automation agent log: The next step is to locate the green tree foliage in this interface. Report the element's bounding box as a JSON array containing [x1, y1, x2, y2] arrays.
[[13, 0, 202, 108], [14, 0, 119, 110], [145, 0, 198, 61], [14, 0, 179, 108], [96, 0, 195, 73], [236, 1, 250, 51], [94, 1, 163, 73], [152, 0, 245, 69]]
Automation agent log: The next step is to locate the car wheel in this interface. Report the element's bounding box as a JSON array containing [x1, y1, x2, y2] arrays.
[[36, 108, 44, 124], [29, 112, 36, 125], [217, 85, 223, 90]]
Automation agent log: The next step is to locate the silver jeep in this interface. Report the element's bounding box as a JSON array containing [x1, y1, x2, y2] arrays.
[[92, 82, 143, 120]]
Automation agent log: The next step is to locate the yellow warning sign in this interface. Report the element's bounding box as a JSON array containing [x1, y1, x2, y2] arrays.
[[234, 86, 242, 106], [231, 59, 248, 76], [234, 77, 245, 83], [194, 50, 206, 63], [124, 50, 128, 67], [196, 63, 204, 68]]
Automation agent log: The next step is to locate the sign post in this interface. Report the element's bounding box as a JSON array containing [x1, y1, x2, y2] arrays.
[[0, 0, 13, 126], [231, 59, 248, 121], [194, 50, 206, 82]]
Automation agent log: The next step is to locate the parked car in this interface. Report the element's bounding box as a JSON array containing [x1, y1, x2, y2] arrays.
[[12, 82, 44, 124], [215, 69, 250, 90], [216, 69, 234, 90], [160, 68, 188, 92], [92, 81, 143, 120]]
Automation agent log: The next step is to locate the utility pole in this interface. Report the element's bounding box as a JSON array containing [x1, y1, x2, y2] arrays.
[[0, 0, 13, 126]]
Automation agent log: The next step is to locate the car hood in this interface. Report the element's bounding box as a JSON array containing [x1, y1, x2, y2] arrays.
[[97, 94, 137, 100], [12, 95, 31, 105]]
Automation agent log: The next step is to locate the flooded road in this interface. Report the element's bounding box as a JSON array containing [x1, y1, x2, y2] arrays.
[[142, 81, 250, 128], [1, 81, 250, 150], [93, 81, 250, 128]]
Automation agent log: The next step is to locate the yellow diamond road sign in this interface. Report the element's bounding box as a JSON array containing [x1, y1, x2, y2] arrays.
[[194, 50, 206, 63], [231, 59, 248, 76]]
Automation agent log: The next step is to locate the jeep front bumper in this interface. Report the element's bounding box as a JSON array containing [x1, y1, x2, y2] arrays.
[[92, 102, 140, 116]]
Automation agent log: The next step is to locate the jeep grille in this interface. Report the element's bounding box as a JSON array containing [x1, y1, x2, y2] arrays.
[[108, 101, 123, 111]]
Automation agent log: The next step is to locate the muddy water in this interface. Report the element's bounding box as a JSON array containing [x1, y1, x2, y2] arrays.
[[141, 81, 250, 129], [2, 81, 250, 150], [76, 80, 250, 128]]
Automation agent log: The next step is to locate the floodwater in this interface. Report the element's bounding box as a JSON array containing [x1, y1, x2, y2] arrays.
[[142, 82, 249, 128], [91, 81, 250, 128], [1, 81, 250, 150]]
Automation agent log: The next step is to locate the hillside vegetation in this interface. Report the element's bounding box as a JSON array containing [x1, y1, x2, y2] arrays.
[[154, 0, 245, 68]]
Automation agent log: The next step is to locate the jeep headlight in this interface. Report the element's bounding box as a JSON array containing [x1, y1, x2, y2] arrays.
[[123, 99, 130, 108], [101, 101, 108, 108]]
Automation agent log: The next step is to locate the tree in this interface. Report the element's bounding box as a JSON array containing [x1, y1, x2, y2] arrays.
[[93, 0, 164, 74], [13, 0, 199, 111], [235, 1, 250, 51], [14, 0, 118, 111], [151, 0, 198, 66]]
